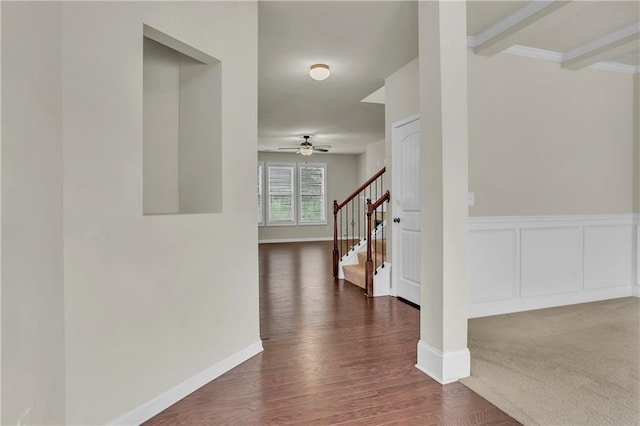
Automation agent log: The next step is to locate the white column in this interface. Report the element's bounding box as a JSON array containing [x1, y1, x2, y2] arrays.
[[416, 0, 470, 384], [634, 74, 639, 294]]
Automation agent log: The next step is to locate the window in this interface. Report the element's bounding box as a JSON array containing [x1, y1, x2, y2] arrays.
[[258, 161, 327, 226], [257, 162, 264, 225], [299, 163, 327, 224], [266, 163, 295, 225]]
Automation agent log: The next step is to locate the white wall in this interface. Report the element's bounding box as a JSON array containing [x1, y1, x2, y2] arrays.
[[1, 4, 3, 423], [1, 3, 66, 424], [357, 151, 367, 184], [468, 52, 634, 216], [634, 73, 639, 293], [384, 58, 419, 256], [365, 139, 386, 179], [634, 73, 639, 214], [356, 139, 386, 191], [385, 57, 419, 191], [143, 38, 181, 214], [258, 152, 359, 242], [56, 2, 258, 424]]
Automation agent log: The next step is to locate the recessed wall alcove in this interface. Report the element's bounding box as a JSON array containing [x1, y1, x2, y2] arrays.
[[143, 24, 222, 215]]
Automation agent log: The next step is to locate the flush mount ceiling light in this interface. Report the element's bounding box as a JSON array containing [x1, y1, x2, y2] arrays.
[[309, 63, 330, 81]]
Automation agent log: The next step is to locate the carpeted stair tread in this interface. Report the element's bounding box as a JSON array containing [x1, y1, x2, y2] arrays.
[[356, 251, 386, 269], [342, 264, 365, 289]]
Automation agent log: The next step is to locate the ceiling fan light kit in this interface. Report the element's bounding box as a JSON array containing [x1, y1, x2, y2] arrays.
[[300, 146, 314, 156], [309, 63, 330, 81]]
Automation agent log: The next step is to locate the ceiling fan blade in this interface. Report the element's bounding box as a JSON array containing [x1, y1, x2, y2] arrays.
[[313, 145, 332, 149], [313, 148, 329, 153], [278, 147, 300, 150]]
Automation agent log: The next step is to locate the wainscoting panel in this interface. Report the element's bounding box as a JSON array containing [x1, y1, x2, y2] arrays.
[[584, 225, 633, 289], [468, 215, 637, 318], [468, 229, 517, 304], [520, 227, 582, 298], [637, 225, 640, 288]]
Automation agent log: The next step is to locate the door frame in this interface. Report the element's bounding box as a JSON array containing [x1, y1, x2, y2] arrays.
[[391, 113, 420, 299]]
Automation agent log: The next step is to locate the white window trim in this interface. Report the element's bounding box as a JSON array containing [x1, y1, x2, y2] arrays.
[[258, 162, 265, 226], [260, 160, 329, 227], [297, 162, 327, 226], [266, 162, 297, 226]]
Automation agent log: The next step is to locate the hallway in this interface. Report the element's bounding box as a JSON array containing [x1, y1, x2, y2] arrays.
[[146, 241, 517, 425]]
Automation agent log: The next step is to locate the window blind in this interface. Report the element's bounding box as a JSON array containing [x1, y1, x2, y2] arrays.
[[267, 164, 295, 224], [299, 164, 326, 223]]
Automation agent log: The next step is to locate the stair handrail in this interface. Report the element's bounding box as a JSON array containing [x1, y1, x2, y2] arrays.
[[333, 167, 386, 278], [334, 167, 385, 211], [365, 190, 390, 296]]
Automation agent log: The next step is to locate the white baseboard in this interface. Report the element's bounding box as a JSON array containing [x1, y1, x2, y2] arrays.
[[469, 287, 632, 318], [416, 340, 470, 385], [109, 340, 263, 426], [259, 237, 333, 244]]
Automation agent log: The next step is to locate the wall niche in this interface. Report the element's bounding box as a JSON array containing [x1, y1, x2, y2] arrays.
[[143, 24, 222, 215]]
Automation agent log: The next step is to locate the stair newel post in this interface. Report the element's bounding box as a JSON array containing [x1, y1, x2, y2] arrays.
[[333, 200, 339, 279], [365, 198, 374, 297]]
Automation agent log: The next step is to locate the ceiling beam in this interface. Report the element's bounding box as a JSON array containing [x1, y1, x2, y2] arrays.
[[562, 22, 640, 70], [473, 0, 571, 57]]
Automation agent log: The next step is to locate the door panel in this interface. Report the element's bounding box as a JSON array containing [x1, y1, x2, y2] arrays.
[[392, 116, 421, 305]]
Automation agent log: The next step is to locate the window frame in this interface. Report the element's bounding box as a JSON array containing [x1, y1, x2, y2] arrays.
[[297, 162, 327, 226], [265, 162, 297, 226], [257, 162, 264, 226]]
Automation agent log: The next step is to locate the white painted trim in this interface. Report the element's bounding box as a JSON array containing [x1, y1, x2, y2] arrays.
[[373, 262, 392, 297], [391, 113, 420, 129], [468, 214, 638, 318], [469, 214, 636, 228], [337, 239, 366, 279], [109, 341, 263, 426], [416, 341, 470, 385], [502, 45, 562, 62], [636, 224, 640, 290], [143, 24, 218, 65], [470, 287, 632, 318], [259, 236, 333, 244], [500, 45, 638, 75], [472, 1, 558, 48], [562, 21, 640, 64], [589, 62, 639, 75]]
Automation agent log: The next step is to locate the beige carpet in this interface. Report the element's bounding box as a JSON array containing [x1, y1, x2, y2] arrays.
[[461, 297, 640, 425]]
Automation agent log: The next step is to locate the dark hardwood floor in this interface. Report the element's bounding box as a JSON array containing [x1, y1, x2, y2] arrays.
[[145, 241, 518, 425]]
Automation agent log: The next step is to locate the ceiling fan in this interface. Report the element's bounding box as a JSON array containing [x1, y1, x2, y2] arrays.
[[278, 135, 331, 156]]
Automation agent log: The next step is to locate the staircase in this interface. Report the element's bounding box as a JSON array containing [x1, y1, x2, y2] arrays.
[[342, 240, 386, 289], [333, 168, 390, 297]]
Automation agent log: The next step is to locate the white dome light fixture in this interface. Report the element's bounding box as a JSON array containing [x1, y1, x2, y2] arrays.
[[309, 63, 330, 81]]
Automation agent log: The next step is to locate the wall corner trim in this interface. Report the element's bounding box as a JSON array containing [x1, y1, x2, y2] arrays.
[[108, 340, 264, 426], [415, 340, 470, 385]]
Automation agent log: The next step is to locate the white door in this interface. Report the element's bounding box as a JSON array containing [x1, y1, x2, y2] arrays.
[[392, 115, 421, 306]]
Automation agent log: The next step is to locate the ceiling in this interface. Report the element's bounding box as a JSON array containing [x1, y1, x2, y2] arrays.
[[258, 1, 639, 155]]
